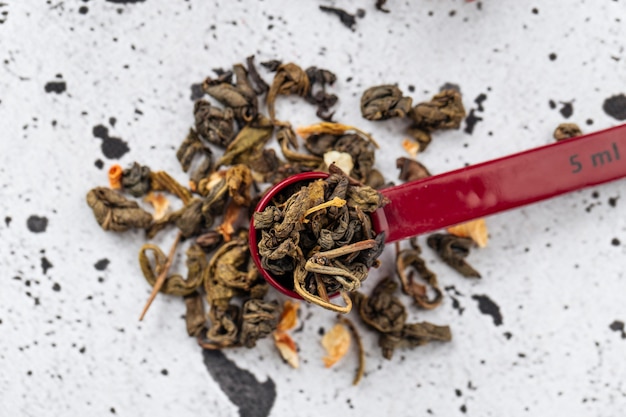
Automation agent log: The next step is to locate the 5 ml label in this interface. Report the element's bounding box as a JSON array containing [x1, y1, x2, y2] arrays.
[[570, 142, 621, 173]]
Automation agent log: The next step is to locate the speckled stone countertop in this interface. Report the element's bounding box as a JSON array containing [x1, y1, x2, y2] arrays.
[[1, 1, 625, 416]]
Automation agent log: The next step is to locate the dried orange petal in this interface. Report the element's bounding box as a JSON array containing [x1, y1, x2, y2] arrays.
[[402, 138, 420, 158], [277, 300, 299, 332], [108, 164, 123, 190], [143, 192, 170, 221], [216, 201, 241, 242], [321, 323, 351, 368], [447, 218, 488, 248], [274, 331, 299, 368]]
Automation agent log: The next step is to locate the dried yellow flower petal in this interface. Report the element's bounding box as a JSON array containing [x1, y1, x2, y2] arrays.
[[447, 218, 488, 248], [321, 323, 351, 368], [143, 192, 170, 221], [277, 300, 299, 332], [402, 138, 420, 158], [274, 331, 299, 368], [108, 164, 123, 190], [296, 122, 379, 148]]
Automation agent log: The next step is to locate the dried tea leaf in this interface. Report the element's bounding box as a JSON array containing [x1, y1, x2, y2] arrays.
[[195, 230, 223, 252], [205, 304, 240, 349], [108, 164, 123, 189], [396, 247, 443, 309], [183, 291, 206, 337], [239, 299, 281, 348], [206, 232, 261, 292], [150, 171, 193, 205], [360, 85, 412, 121], [138, 243, 206, 296], [267, 62, 310, 122], [194, 99, 236, 147], [246, 55, 270, 95], [405, 126, 432, 151], [427, 233, 481, 278], [225, 164, 253, 206], [86, 187, 153, 232], [396, 157, 431, 182], [176, 128, 214, 184], [321, 323, 351, 368], [554, 123, 582, 141], [143, 192, 170, 221], [274, 331, 299, 368], [447, 218, 488, 248], [305, 66, 338, 121], [276, 125, 323, 167], [121, 162, 152, 197], [216, 114, 274, 167], [409, 89, 466, 131], [202, 63, 258, 124], [354, 277, 406, 333], [379, 321, 452, 360], [277, 300, 300, 332]]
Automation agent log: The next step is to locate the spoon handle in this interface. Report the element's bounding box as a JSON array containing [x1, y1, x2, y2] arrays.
[[375, 124, 626, 243]]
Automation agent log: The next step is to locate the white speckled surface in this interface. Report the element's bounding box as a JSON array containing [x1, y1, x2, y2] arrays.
[[1, 1, 625, 416]]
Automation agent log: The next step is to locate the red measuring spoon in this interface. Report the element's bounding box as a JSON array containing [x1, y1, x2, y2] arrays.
[[250, 124, 626, 298]]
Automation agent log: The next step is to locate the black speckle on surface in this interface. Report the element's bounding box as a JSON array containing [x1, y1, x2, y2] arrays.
[[549, 52, 557, 61], [549, 99, 556, 109], [471, 294, 503, 326], [440, 82, 461, 93], [532, 8, 539, 14], [503, 331, 513, 340], [190, 83, 204, 101], [52, 282, 61, 292], [202, 349, 276, 417], [609, 320, 625, 338], [41, 257, 53, 275], [95, 159, 104, 169], [94, 258, 110, 271], [608, 196, 619, 207], [474, 93, 487, 112], [559, 101, 574, 118], [78, 5, 88, 14], [161, 369, 168, 376], [611, 238, 621, 246], [464, 109, 483, 134], [44, 80, 66, 94], [4, 216, 11, 227], [408, 85, 415, 93], [105, 0, 145, 3], [602, 94, 626, 121], [27, 215, 48, 233], [93, 125, 130, 159], [319, 5, 358, 30]]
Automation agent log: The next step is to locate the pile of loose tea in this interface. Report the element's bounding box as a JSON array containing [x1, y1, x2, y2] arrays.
[[86, 56, 486, 383], [254, 168, 388, 313]]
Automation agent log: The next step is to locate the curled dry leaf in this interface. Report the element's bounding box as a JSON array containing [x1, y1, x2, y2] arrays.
[[553, 123, 582, 141], [396, 157, 431, 182], [360, 84, 412, 121], [122, 162, 152, 197], [143, 192, 170, 221], [267, 62, 310, 122], [86, 187, 153, 232], [321, 323, 351, 368], [108, 164, 123, 189], [274, 331, 299, 368], [446, 218, 488, 248]]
